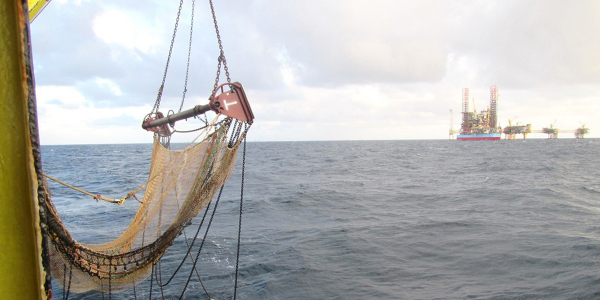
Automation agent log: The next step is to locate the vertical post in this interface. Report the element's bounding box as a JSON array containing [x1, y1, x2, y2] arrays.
[[0, 0, 47, 299]]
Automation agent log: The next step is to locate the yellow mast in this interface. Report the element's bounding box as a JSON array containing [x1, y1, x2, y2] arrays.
[[0, 0, 48, 298]]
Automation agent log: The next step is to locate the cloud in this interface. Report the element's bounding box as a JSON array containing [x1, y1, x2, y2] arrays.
[[234, 0, 450, 87], [35, 85, 154, 145], [448, 0, 600, 88], [92, 10, 161, 54], [29, 0, 600, 143]]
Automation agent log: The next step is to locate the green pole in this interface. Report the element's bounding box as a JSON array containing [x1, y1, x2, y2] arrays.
[[0, 0, 48, 299]]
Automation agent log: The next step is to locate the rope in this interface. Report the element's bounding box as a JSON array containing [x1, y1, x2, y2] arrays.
[[43, 173, 143, 205], [41, 116, 221, 207], [66, 264, 72, 300], [62, 264, 73, 300], [42, 115, 223, 231], [62, 264, 66, 299]]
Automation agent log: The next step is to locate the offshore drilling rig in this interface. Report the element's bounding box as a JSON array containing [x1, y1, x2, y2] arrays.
[[449, 86, 590, 140], [455, 85, 501, 140]]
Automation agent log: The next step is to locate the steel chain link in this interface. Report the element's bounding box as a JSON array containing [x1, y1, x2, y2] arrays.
[[209, 0, 231, 98], [153, 0, 185, 114], [179, 0, 197, 113]]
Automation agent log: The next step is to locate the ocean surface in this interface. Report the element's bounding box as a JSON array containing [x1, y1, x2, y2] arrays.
[[41, 139, 600, 300]]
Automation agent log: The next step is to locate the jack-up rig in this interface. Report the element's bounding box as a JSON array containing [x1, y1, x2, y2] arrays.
[[452, 85, 502, 140]]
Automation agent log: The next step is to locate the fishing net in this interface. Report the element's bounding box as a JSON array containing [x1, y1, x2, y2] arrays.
[[43, 121, 243, 293], [30, 0, 255, 296]]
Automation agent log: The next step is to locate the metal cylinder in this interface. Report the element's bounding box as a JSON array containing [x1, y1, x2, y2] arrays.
[[142, 104, 212, 129]]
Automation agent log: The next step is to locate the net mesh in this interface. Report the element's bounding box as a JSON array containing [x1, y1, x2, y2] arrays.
[[43, 123, 242, 293]]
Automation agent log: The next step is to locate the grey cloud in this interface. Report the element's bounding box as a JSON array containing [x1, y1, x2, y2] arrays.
[[29, 0, 600, 143], [31, 0, 243, 110], [32, 0, 600, 94], [239, 0, 451, 87], [449, 0, 600, 88], [221, 0, 600, 90]]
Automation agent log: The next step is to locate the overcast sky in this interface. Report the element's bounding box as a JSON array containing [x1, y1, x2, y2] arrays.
[[30, 0, 600, 144]]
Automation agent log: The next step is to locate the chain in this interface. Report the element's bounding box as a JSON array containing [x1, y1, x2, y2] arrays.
[[233, 131, 248, 300], [179, 186, 225, 300], [178, 0, 196, 113], [153, 0, 185, 114], [209, 0, 231, 96], [173, 117, 224, 134], [212, 58, 222, 94], [228, 121, 240, 148]]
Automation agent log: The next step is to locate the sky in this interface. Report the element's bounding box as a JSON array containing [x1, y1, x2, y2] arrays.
[[29, 0, 600, 144]]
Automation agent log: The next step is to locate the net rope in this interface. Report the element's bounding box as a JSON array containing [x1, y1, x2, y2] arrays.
[[44, 120, 245, 293]]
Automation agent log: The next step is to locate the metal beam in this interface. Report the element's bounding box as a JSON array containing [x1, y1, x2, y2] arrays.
[[0, 0, 47, 298], [142, 104, 212, 130]]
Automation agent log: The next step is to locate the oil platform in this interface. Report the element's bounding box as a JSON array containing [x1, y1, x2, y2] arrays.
[[455, 85, 501, 140], [528, 122, 590, 139], [449, 87, 590, 140], [502, 117, 531, 140]]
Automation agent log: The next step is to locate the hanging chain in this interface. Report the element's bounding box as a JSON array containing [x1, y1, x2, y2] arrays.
[[209, 0, 231, 96], [179, 186, 226, 300], [233, 130, 248, 300], [155, 0, 232, 114], [178, 0, 196, 113], [212, 58, 222, 95], [152, 0, 185, 114]]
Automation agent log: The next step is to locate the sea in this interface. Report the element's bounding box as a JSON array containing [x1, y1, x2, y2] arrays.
[[41, 139, 600, 300]]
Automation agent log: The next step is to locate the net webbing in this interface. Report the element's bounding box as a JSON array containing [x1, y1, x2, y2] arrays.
[[44, 123, 242, 293]]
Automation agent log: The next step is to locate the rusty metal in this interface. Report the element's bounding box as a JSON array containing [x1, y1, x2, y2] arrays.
[[210, 82, 254, 123]]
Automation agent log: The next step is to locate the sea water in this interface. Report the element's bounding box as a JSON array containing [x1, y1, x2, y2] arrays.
[[42, 139, 600, 299]]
